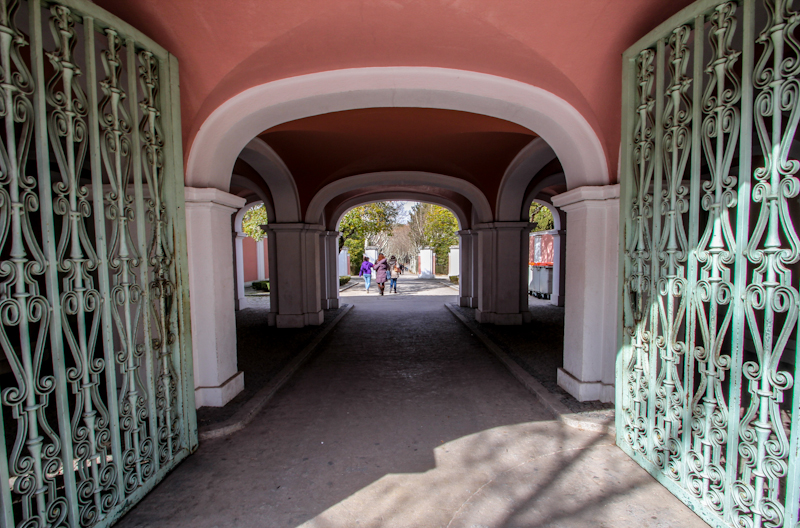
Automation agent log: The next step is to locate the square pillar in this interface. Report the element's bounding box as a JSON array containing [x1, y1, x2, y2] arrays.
[[325, 232, 340, 309], [457, 230, 474, 307], [185, 187, 246, 408], [234, 232, 247, 311], [551, 230, 566, 307], [267, 223, 324, 327], [418, 248, 435, 279], [256, 238, 266, 280], [474, 222, 529, 325], [552, 184, 619, 403], [448, 245, 459, 276]]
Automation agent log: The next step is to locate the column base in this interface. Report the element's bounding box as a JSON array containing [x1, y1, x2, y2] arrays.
[[557, 368, 614, 403], [276, 310, 324, 328], [459, 296, 472, 307], [195, 371, 245, 408], [550, 293, 564, 307], [475, 309, 524, 325], [322, 299, 339, 310], [418, 272, 435, 279]]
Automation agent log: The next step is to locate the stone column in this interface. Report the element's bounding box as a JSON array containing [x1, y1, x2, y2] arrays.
[[418, 248, 435, 279], [322, 231, 340, 309], [551, 229, 566, 307], [318, 232, 328, 309], [234, 232, 247, 311], [448, 245, 459, 276], [184, 187, 246, 408], [474, 222, 530, 325], [256, 238, 266, 280], [266, 223, 324, 327], [468, 231, 479, 307], [552, 184, 619, 402], [338, 247, 350, 276], [457, 230, 474, 307]]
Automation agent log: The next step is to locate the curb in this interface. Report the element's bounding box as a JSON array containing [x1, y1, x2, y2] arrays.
[[445, 303, 614, 436], [199, 304, 354, 441], [339, 280, 358, 292]]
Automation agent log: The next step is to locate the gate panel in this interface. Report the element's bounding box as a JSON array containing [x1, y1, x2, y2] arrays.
[[0, 1, 196, 527], [619, 1, 800, 527]]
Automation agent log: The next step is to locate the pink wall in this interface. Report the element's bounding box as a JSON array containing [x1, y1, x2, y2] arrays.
[[243, 237, 258, 282], [529, 234, 554, 266]]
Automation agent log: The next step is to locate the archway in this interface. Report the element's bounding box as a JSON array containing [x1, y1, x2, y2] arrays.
[[183, 69, 616, 408], [185, 67, 609, 193]]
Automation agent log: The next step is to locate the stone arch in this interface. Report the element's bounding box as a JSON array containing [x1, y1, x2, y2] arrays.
[[495, 137, 558, 221], [186, 67, 610, 202], [530, 198, 561, 231], [306, 171, 492, 227], [332, 193, 467, 232], [237, 137, 301, 223]]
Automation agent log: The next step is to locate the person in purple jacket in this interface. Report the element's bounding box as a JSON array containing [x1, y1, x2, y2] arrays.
[[358, 256, 374, 293], [373, 253, 389, 296]]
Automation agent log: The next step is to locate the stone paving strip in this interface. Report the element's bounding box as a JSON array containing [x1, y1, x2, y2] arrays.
[[198, 305, 353, 440], [445, 303, 614, 435]]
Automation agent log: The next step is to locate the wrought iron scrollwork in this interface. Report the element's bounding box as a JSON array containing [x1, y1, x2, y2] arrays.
[[0, 1, 192, 526], [620, 1, 800, 527]]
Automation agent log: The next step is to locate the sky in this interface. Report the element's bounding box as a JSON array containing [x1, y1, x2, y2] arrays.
[[395, 201, 416, 224]]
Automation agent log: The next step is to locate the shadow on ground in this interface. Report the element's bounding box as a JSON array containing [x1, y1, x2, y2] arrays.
[[119, 279, 704, 528]]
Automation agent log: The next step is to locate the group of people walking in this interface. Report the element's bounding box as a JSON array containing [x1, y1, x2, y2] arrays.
[[358, 254, 402, 295]]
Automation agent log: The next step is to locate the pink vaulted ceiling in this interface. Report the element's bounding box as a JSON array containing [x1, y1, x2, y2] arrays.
[[95, 0, 695, 180], [258, 108, 536, 212]]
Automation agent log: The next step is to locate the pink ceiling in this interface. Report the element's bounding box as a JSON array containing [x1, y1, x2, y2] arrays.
[[258, 108, 536, 211], [95, 0, 695, 180]]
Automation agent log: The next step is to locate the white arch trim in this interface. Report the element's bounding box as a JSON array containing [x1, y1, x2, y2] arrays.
[[234, 199, 268, 233], [237, 137, 301, 223], [531, 198, 562, 231], [496, 137, 558, 222], [186, 67, 609, 195], [332, 192, 468, 231], [306, 171, 492, 226]]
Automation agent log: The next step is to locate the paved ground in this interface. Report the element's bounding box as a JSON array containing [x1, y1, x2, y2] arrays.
[[117, 279, 708, 528]]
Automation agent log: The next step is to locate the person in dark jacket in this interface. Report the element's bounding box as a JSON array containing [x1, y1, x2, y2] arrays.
[[373, 253, 389, 296], [358, 256, 374, 292]]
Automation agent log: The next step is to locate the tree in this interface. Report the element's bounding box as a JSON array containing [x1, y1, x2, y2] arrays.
[[384, 224, 415, 266], [408, 203, 431, 253], [529, 203, 555, 232], [338, 202, 400, 272], [242, 204, 268, 241], [407, 203, 458, 272]]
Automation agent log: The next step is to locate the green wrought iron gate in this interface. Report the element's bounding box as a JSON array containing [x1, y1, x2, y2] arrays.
[[619, 0, 800, 526], [0, 0, 197, 526]]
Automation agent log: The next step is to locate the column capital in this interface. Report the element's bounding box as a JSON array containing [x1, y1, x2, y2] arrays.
[[473, 221, 530, 231], [551, 184, 620, 212], [184, 187, 246, 212], [457, 229, 475, 236], [267, 222, 324, 233]]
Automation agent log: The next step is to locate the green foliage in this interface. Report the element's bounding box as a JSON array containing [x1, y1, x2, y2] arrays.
[[243, 204, 269, 241], [424, 205, 458, 256], [345, 237, 366, 274], [339, 276, 351, 286], [449, 276, 459, 284], [339, 203, 397, 249], [529, 203, 555, 232], [251, 280, 269, 292], [339, 203, 399, 271]]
